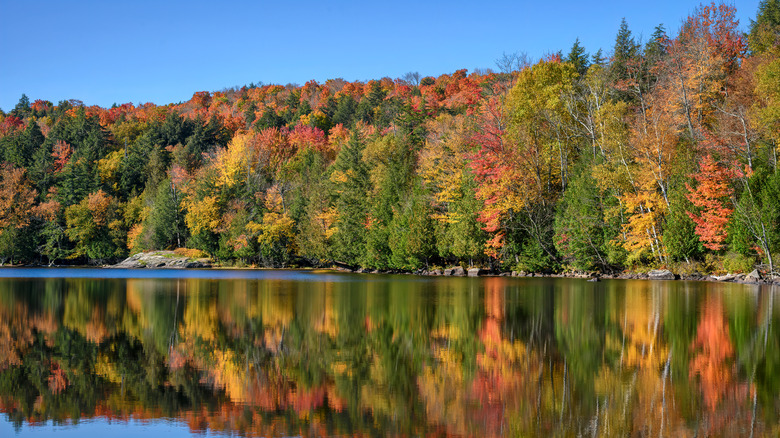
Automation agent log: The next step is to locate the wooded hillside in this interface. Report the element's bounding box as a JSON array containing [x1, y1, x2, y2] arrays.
[[1, 1, 779, 274]]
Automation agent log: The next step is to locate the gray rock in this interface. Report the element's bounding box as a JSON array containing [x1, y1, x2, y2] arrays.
[[648, 269, 676, 280], [745, 269, 762, 283], [467, 267, 483, 277], [113, 251, 210, 269]]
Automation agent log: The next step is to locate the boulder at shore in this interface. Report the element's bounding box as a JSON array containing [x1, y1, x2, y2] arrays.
[[444, 266, 466, 276], [648, 269, 676, 280], [744, 269, 762, 283], [468, 267, 488, 277], [113, 251, 210, 269]]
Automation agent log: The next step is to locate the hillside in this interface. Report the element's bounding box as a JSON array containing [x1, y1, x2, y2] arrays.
[[0, 2, 779, 276]]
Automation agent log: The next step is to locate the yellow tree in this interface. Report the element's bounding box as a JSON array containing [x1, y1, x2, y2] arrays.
[[246, 184, 297, 266], [0, 164, 38, 263]]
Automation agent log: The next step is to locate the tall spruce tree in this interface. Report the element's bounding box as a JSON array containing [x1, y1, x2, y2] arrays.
[[330, 133, 370, 265], [566, 38, 590, 76], [609, 18, 640, 101]]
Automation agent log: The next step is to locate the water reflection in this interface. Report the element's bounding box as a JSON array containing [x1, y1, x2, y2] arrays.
[[0, 271, 778, 437]]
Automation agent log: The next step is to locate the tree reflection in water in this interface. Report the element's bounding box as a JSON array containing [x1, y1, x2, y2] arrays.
[[0, 272, 778, 437]]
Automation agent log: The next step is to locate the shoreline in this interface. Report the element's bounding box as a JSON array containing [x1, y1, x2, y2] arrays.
[[337, 266, 780, 286], [3, 253, 779, 286]]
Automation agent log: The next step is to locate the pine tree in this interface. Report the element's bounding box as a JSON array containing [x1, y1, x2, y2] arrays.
[[566, 38, 590, 76], [147, 179, 185, 249], [591, 48, 607, 66], [749, 0, 780, 54], [330, 133, 370, 265], [9, 94, 30, 118], [609, 18, 640, 100]]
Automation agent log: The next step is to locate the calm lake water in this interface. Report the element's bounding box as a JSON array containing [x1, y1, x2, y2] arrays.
[[0, 268, 778, 437]]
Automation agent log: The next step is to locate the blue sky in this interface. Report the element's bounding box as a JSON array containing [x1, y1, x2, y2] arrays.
[[0, 0, 761, 111]]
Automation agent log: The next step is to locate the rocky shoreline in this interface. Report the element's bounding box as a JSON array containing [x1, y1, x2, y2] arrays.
[[107, 252, 779, 286], [339, 266, 780, 286]]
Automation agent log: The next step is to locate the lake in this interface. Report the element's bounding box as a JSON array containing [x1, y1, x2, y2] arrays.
[[0, 268, 778, 437]]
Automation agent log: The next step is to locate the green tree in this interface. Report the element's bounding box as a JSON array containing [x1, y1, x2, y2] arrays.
[[329, 133, 370, 265], [51, 108, 110, 207], [9, 94, 30, 118], [663, 191, 703, 263], [749, 0, 780, 54], [146, 179, 185, 249], [565, 37, 590, 77], [388, 181, 435, 270], [436, 170, 486, 265], [609, 18, 640, 100], [554, 164, 611, 271], [332, 95, 357, 127], [0, 120, 44, 168], [362, 136, 415, 269], [356, 81, 387, 125], [255, 107, 284, 131]]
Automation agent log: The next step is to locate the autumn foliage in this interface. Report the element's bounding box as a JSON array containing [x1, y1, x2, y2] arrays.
[[0, 1, 777, 274]]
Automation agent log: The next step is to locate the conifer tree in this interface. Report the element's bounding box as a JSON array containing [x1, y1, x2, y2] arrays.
[[330, 133, 370, 265], [566, 38, 590, 76]]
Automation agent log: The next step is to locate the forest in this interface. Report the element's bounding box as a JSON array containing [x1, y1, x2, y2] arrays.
[[0, 1, 779, 275]]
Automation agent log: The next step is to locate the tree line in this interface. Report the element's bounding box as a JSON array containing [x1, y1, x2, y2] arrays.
[[0, 1, 779, 274]]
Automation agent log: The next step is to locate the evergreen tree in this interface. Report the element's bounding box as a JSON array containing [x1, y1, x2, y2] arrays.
[[389, 180, 435, 270], [244, 101, 257, 129], [51, 108, 109, 207], [9, 94, 31, 118], [282, 90, 301, 125], [332, 95, 357, 127], [183, 116, 227, 172], [146, 179, 185, 249], [255, 107, 284, 130], [437, 170, 486, 265], [119, 135, 155, 197], [361, 136, 414, 268], [749, 0, 780, 54], [18, 120, 45, 167], [644, 24, 669, 62], [554, 165, 611, 270], [565, 38, 590, 77], [330, 133, 370, 265], [155, 111, 193, 147], [609, 18, 639, 100], [591, 48, 607, 66], [356, 81, 386, 125], [291, 150, 331, 263], [663, 192, 703, 263]]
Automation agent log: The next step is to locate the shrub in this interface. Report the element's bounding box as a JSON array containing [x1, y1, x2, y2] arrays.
[[174, 247, 207, 259]]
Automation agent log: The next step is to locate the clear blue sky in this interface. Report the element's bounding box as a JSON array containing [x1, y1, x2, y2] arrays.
[[0, 0, 761, 111]]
